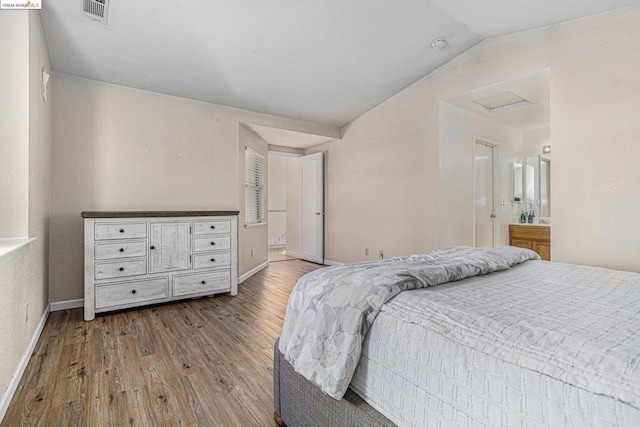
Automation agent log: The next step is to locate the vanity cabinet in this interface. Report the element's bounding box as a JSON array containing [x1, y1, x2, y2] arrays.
[[82, 211, 238, 321], [509, 224, 550, 261]]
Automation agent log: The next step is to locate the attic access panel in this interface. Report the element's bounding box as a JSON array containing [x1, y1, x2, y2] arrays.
[[472, 91, 530, 113]]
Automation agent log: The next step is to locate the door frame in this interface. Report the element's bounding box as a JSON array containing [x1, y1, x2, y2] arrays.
[[472, 137, 500, 247]]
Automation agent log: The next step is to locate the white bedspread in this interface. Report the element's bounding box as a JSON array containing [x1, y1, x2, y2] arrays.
[[280, 246, 539, 399], [350, 260, 640, 426]]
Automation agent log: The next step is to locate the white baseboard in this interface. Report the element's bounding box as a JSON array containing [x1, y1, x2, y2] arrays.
[[49, 298, 84, 312], [323, 259, 344, 266], [238, 261, 269, 283], [284, 250, 298, 257], [0, 305, 50, 422]]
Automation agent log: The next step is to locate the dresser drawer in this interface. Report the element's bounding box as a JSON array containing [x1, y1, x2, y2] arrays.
[[95, 240, 147, 260], [173, 270, 231, 297], [192, 252, 231, 269], [95, 259, 147, 280], [193, 219, 231, 235], [95, 278, 169, 309], [95, 222, 147, 240], [192, 235, 231, 252]]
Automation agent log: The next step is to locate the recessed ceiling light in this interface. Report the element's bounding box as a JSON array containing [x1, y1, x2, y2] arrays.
[[431, 38, 447, 50]]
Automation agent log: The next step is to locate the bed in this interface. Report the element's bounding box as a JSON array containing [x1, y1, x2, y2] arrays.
[[273, 246, 640, 427]]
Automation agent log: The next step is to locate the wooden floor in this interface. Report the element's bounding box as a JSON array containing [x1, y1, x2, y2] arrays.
[[3, 260, 321, 427]]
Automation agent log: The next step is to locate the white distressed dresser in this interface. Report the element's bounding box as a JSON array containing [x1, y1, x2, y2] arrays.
[[81, 211, 238, 321]]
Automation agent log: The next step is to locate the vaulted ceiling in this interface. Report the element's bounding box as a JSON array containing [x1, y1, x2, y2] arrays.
[[41, 1, 639, 127]]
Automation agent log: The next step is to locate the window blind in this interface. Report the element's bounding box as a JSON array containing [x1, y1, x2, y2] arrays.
[[245, 147, 265, 224]]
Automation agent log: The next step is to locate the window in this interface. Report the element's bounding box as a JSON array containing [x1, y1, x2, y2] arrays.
[[245, 147, 265, 225]]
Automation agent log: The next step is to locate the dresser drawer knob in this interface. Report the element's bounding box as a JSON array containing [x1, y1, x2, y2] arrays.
[[150, 246, 155, 250], [210, 225, 215, 229], [201, 280, 206, 285], [119, 267, 124, 271], [119, 248, 124, 252], [119, 229, 125, 233], [131, 289, 136, 294], [210, 242, 216, 246], [210, 258, 216, 262]]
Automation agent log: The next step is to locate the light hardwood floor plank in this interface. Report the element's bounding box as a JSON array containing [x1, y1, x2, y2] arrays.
[[2, 259, 321, 426]]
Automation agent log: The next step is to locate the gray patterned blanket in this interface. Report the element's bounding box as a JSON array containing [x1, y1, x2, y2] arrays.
[[279, 246, 540, 399]]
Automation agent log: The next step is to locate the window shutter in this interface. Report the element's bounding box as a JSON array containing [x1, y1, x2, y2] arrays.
[[245, 147, 265, 224]]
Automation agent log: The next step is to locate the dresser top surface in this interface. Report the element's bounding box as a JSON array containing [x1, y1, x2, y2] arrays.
[[81, 211, 239, 218]]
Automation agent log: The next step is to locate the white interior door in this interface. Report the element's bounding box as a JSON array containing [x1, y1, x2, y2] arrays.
[[300, 152, 324, 264], [474, 142, 496, 247]]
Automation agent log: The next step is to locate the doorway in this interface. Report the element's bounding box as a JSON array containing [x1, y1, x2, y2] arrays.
[[474, 140, 498, 247], [266, 151, 324, 264], [267, 153, 299, 262]]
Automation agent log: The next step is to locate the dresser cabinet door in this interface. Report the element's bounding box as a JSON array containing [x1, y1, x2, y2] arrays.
[[149, 222, 190, 273]]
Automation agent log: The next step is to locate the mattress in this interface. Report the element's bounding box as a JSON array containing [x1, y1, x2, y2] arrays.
[[350, 260, 640, 427]]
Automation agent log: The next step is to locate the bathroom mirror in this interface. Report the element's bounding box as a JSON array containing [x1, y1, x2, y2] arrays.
[[525, 155, 551, 217], [525, 164, 535, 203], [511, 163, 523, 202]]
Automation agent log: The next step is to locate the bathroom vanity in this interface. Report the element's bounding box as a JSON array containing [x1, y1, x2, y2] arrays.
[[509, 224, 550, 261]]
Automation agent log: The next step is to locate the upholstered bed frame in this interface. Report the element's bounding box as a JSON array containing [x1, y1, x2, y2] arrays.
[[273, 338, 395, 427]]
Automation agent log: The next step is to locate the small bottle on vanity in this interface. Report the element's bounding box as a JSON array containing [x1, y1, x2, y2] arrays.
[[527, 210, 535, 224]]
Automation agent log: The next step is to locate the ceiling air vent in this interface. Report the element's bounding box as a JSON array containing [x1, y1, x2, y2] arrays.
[[82, 0, 109, 25]]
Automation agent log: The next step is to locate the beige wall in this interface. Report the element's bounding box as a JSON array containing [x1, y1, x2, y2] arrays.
[[314, 7, 640, 272], [43, 6, 640, 308], [307, 75, 439, 263], [0, 11, 51, 408], [238, 126, 269, 276], [430, 7, 640, 271], [439, 101, 523, 248], [549, 9, 640, 271], [50, 75, 339, 302], [523, 127, 550, 157], [0, 12, 29, 238]]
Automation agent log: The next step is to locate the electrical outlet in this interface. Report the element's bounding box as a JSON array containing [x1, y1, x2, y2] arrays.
[[25, 303, 29, 322], [365, 248, 369, 256], [379, 250, 384, 260]]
